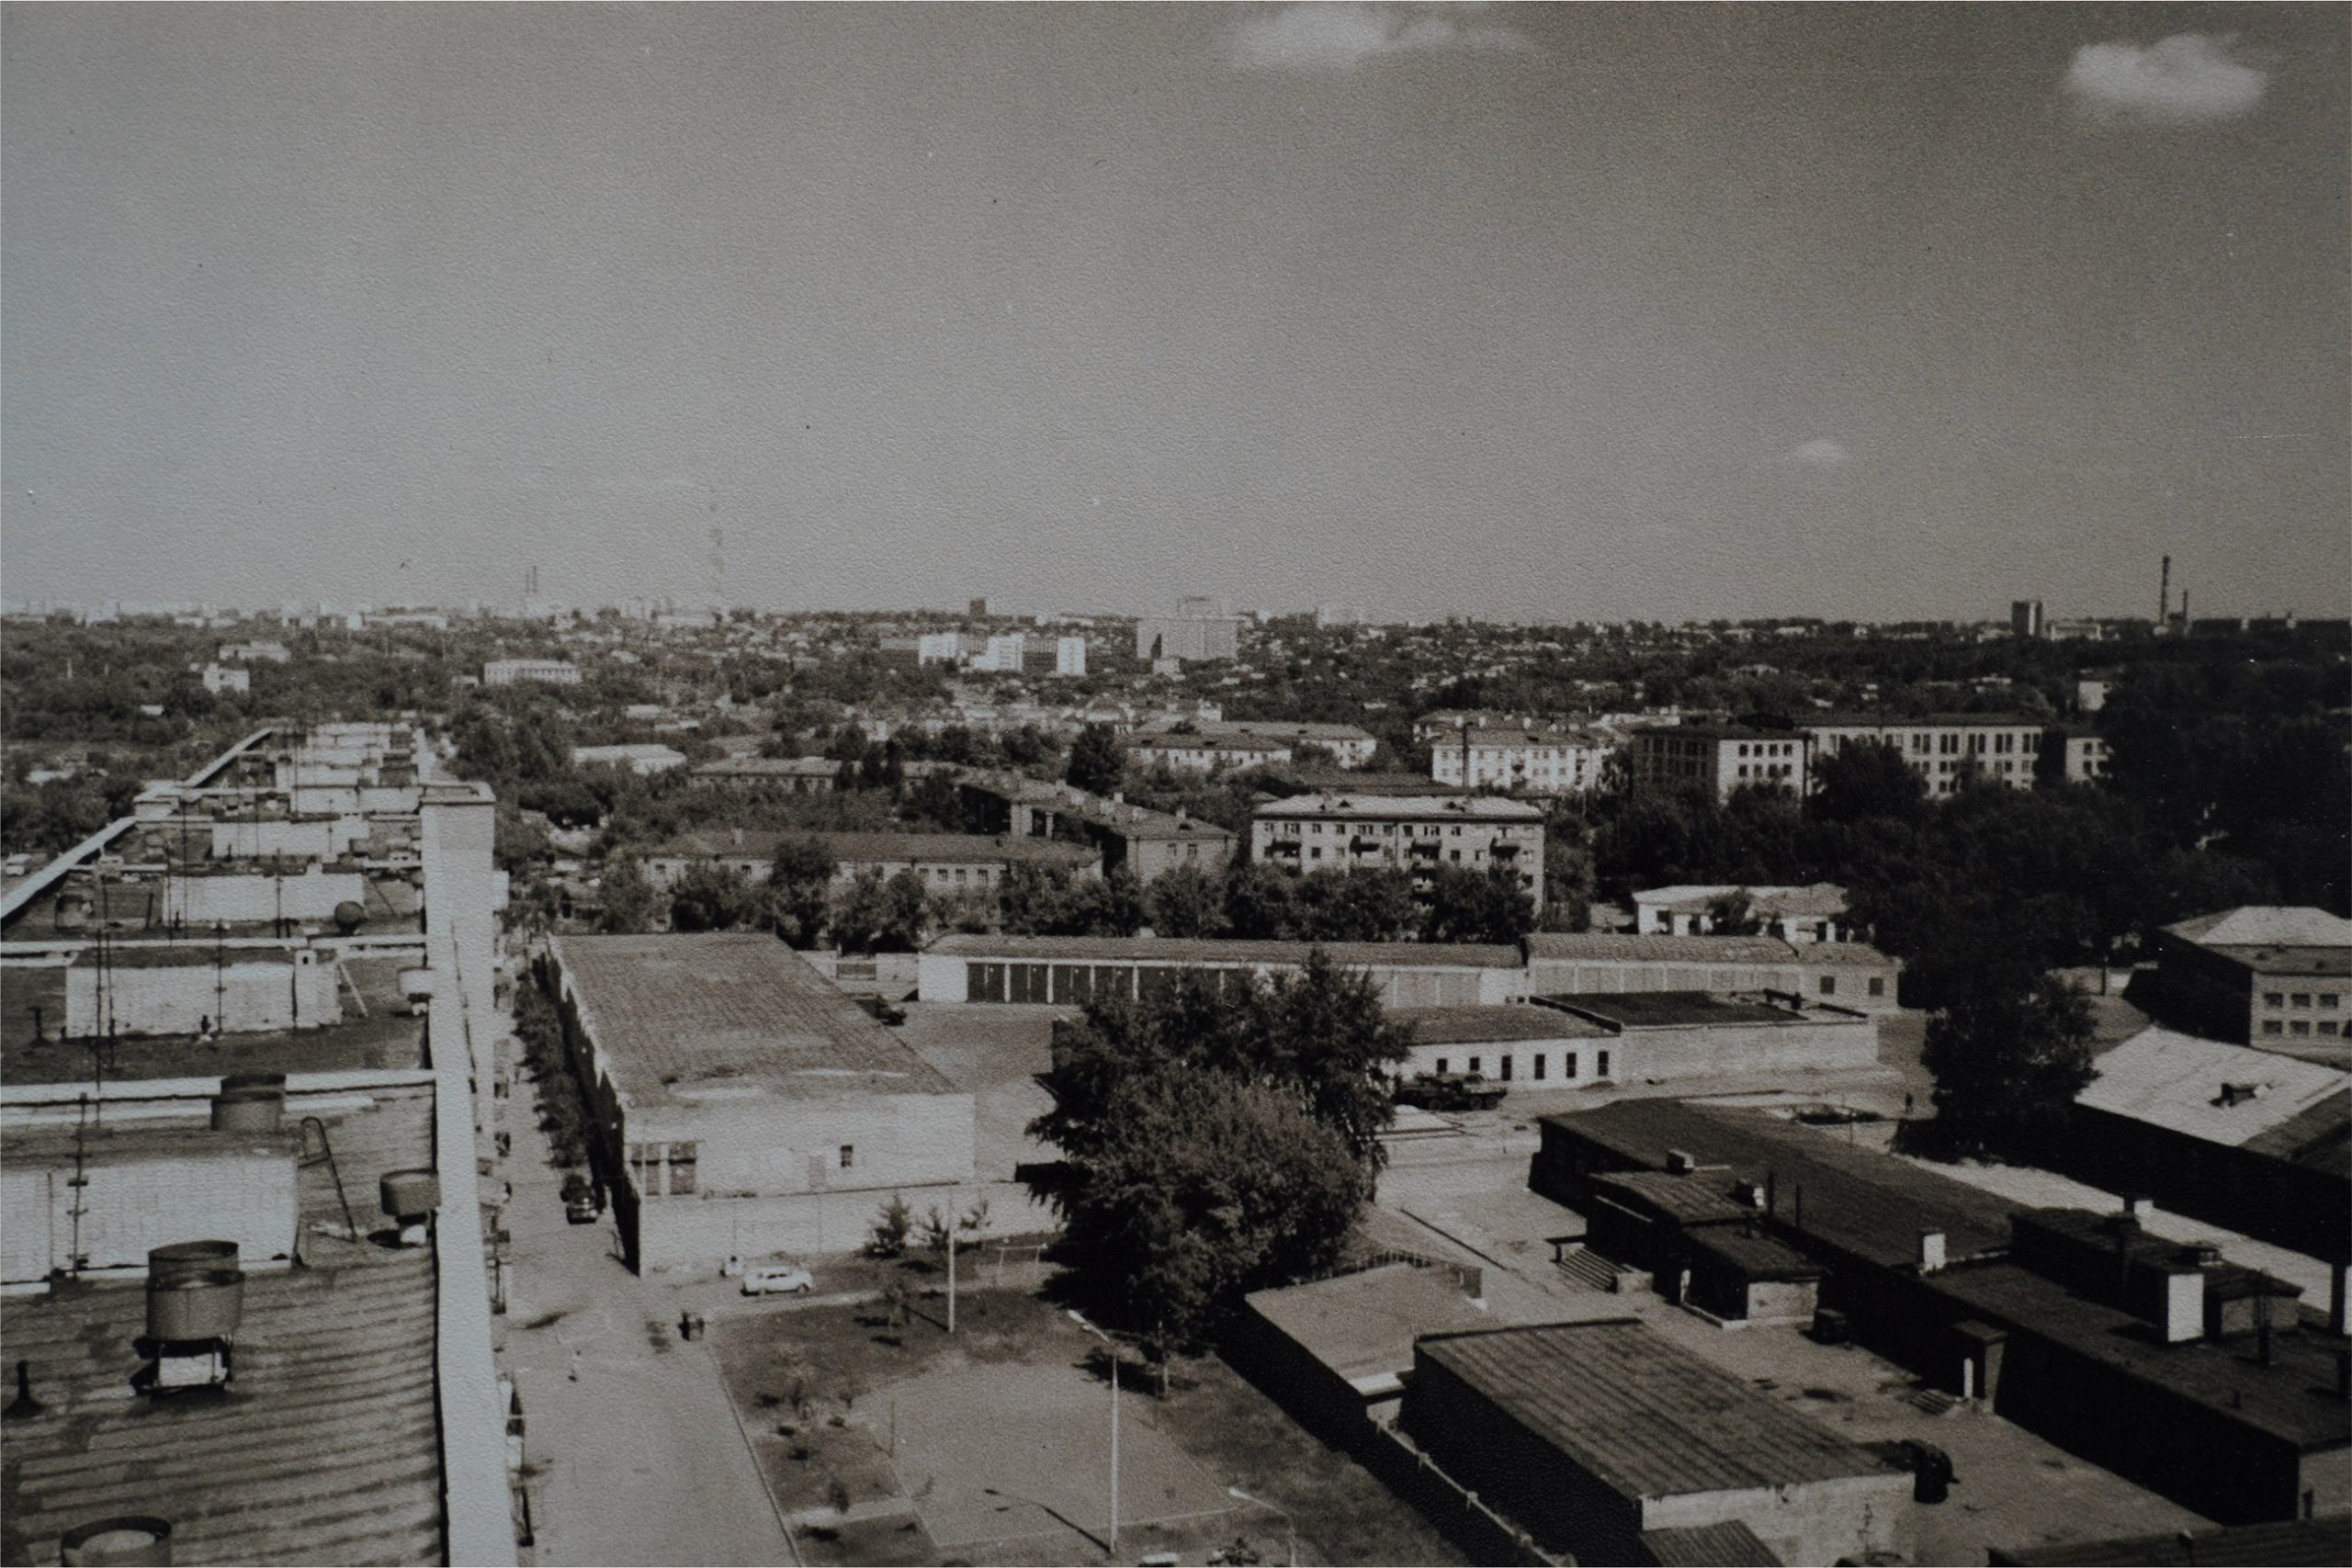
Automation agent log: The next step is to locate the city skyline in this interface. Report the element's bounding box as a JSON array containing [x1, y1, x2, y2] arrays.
[[4, 5, 2346, 620]]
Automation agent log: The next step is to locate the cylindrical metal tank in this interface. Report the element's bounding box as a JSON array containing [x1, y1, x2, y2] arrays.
[[379, 1169, 441, 1219], [217, 1072, 287, 1097], [59, 1516, 173, 1566], [146, 1242, 239, 1289], [145, 1269, 243, 1343]]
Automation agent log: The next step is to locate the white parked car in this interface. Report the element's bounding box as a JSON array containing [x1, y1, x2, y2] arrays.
[[740, 1261, 815, 1297]]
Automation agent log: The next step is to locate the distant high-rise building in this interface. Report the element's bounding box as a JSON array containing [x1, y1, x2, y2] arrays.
[[969, 597, 989, 619], [2010, 600, 2045, 639], [1056, 637, 1088, 677]]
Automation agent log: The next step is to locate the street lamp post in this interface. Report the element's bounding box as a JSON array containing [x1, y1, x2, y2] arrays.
[[1226, 1485, 1297, 1567], [1066, 1309, 1121, 1558]]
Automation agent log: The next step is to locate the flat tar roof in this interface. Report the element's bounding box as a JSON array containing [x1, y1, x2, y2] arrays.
[[1537, 991, 1810, 1029], [1244, 1262, 1502, 1386], [552, 933, 957, 1107], [1417, 1319, 1893, 1499], [925, 933, 1525, 970], [1390, 1004, 1612, 1044]]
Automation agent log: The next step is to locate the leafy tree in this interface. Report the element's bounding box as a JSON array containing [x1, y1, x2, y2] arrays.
[[1420, 863, 1534, 946], [1702, 890, 1765, 937], [1144, 863, 1229, 938], [831, 867, 930, 953], [668, 861, 761, 933], [1296, 867, 1418, 942], [1921, 964, 2096, 1159], [768, 835, 838, 947], [1066, 724, 1125, 797], [1222, 863, 1306, 940], [595, 858, 662, 933], [1030, 952, 1407, 1347], [867, 1193, 912, 1258]]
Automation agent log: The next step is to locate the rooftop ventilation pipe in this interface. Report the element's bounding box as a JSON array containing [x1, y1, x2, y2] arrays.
[[59, 1517, 173, 1567], [381, 1168, 441, 1247]]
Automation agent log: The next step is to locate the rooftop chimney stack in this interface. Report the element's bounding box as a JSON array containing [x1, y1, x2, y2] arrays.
[[1917, 1230, 1948, 1275]]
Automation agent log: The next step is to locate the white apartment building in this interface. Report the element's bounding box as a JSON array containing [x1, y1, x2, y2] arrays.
[[1251, 794, 1547, 911], [1802, 714, 2045, 795], [1055, 637, 1088, 677], [1430, 728, 1615, 795], [482, 658, 582, 687]]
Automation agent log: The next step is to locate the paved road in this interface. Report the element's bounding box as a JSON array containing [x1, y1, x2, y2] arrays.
[[495, 1027, 801, 1568]]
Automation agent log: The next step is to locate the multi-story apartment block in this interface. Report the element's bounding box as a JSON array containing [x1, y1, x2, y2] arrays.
[[2145, 906, 2352, 1049], [1430, 728, 1615, 795], [1055, 636, 1088, 676], [1204, 720, 1377, 769], [481, 658, 582, 687], [1628, 726, 1808, 802], [1250, 794, 1546, 910], [1131, 734, 1294, 773], [1135, 615, 1240, 664], [1803, 714, 2043, 795], [2050, 729, 2109, 784]]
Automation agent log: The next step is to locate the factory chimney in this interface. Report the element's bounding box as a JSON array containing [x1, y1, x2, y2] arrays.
[[2158, 555, 2171, 628]]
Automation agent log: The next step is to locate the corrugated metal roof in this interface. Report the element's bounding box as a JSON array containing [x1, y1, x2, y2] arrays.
[[0, 1084, 449, 1566], [2076, 1027, 2350, 1152], [1417, 1320, 1889, 1499], [924, 934, 1524, 969], [1640, 1521, 1785, 1566], [1527, 933, 1802, 964], [1990, 1516, 2351, 1566], [1390, 1004, 1612, 1044], [553, 933, 957, 1106], [1589, 1169, 1754, 1225]]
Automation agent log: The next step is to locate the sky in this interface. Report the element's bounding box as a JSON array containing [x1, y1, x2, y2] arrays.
[[3, 4, 2346, 622]]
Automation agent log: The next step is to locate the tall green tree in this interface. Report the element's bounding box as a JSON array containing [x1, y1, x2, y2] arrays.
[[594, 858, 662, 933], [1066, 724, 1125, 797], [767, 835, 838, 947], [1921, 964, 2097, 1159], [1031, 952, 1410, 1348], [1143, 863, 1229, 938], [1420, 863, 1535, 946]]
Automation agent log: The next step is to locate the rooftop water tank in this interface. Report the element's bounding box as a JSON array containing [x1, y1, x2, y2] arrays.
[[145, 1266, 243, 1344], [217, 1072, 286, 1098], [332, 900, 366, 935], [147, 1241, 238, 1289]]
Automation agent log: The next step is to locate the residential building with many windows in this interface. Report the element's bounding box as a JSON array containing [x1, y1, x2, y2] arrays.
[[1803, 713, 2044, 795], [2143, 906, 2352, 1051], [1628, 726, 1808, 802], [1429, 727, 1616, 795], [1250, 793, 1546, 910]]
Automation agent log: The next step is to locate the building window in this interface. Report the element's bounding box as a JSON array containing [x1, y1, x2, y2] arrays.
[[2292, 993, 2312, 1008], [2262, 1021, 2284, 1036], [1499, 1056, 1512, 1081], [1818, 976, 1836, 995], [839, 1144, 855, 1168], [1596, 1050, 1611, 1077], [1468, 1057, 1482, 1077], [1869, 976, 1885, 998], [1533, 1055, 1547, 1080], [2322, 995, 2341, 1008], [2264, 992, 2285, 1008], [2291, 1021, 2312, 1036], [1435, 1057, 1449, 1076], [2321, 1021, 2340, 1036], [1564, 1053, 1577, 1078]]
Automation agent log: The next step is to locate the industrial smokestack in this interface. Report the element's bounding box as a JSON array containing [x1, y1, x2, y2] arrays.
[[2159, 555, 2171, 626]]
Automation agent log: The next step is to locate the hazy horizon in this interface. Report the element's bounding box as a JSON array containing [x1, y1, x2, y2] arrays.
[[5, 5, 2346, 622]]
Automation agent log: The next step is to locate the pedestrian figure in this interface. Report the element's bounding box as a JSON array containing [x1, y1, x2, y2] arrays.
[[568, 1348, 582, 1382]]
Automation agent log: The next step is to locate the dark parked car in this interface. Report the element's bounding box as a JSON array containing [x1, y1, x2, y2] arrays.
[[1394, 1072, 1507, 1112]]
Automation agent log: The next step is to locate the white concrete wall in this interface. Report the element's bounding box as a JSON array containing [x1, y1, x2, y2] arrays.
[[64, 952, 343, 1036], [633, 1089, 976, 1200], [162, 868, 368, 925], [636, 1179, 1049, 1271], [2, 1152, 300, 1283]]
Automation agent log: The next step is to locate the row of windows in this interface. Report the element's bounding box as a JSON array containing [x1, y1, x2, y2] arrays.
[[1275, 820, 1532, 840], [1733, 742, 1798, 759], [1735, 763, 1796, 781], [1427, 1049, 1612, 1082], [2261, 992, 2341, 1009], [2262, 1020, 2341, 1037]]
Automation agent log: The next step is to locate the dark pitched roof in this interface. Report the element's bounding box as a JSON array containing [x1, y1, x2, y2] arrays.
[[1589, 1169, 1754, 1226], [1416, 1319, 1892, 1498], [1526, 933, 1802, 964], [552, 933, 957, 1106], [0, 1084, 448, 1567], [1541, 1100, 2018, 1269]]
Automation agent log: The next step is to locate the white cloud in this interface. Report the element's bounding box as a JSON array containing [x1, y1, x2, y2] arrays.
[[1781, 439, 1851, 470], [2062, 34, 2269, 125], [1225, 4, 1537, 72]]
